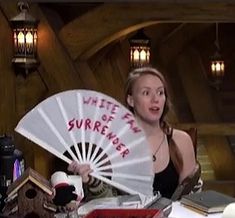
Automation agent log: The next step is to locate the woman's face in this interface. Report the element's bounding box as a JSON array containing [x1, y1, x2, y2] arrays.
[[127, 74, 166, 125]]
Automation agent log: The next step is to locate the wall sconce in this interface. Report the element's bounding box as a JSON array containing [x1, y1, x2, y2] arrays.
[[129, 29, 151, 69], [209, 23, 225, 90], [10, 1, 39, 76]]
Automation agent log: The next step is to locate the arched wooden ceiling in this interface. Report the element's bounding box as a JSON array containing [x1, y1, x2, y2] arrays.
[[1, 1, 235, 179], [58, 2, 235, 60]]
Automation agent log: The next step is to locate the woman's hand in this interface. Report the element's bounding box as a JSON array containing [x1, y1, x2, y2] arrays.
[[67, 161, 93, 183]]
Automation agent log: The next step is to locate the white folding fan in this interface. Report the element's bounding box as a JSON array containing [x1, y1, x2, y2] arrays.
[[15, 89, 154, 198]]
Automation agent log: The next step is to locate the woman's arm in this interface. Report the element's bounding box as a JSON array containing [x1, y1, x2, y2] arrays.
[[84, 177, 117, 200], [172, 129, 197, 183]]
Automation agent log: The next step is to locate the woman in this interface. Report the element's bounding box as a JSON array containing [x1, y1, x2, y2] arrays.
[[68, 67, 198, 199]]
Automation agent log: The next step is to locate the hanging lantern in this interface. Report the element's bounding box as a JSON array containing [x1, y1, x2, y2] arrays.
[[210, 51, 225, 86], [209, 23, 225, 90], [129, 29, 151, 69], [10, 1, 39, 76]]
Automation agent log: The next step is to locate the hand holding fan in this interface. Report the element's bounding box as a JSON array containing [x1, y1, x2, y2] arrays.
[[15, 90, 154, 197]]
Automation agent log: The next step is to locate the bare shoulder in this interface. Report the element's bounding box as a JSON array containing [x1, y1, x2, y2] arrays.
[[172, 129, 197, 182], [172, 129, 192, 141], [172, 128, 194, 151]]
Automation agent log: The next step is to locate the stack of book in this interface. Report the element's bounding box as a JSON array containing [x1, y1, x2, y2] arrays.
[[180, 190, 235, 215], [77, 193, 168, 216]]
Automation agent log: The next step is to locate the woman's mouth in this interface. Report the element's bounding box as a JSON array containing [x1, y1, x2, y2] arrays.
[[149, 106, 160, 112]]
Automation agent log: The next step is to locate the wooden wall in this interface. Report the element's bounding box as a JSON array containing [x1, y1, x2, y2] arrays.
[[1, 1, 235, 179]]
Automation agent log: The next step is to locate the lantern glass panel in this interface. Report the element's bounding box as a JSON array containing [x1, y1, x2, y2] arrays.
[[140, 49, 146, 61], [26, 31, 33, 44], [133, 49, 139, 61]]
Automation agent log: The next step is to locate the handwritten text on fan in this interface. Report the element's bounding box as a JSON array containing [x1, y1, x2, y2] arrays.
[[82, 96, 141, 133], [67, 96, 142, 158]]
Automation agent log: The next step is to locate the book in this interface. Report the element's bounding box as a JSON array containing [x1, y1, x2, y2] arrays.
[[118, 194, 142, 207], [180, 190, 235, 214], [77, 193, 162, 216], [77, 197, 121, 216], [118, 193, 161, 208]]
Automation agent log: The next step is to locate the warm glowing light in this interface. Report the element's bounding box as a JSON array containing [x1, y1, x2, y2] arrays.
[[216, 63, 220, 71], [211, 60, 225, 77], [129, 29, 151, 68], [221, 63, 225, 72], [140, 50, 147, 61], [133, 49, 139, 61], [10, 1, 39, 75], [17, 31, 24, 44], [26, 31, 33, 44], [146, 51, 150, 61], [208, 24, 225, 89], [33, 32, 37, 46]]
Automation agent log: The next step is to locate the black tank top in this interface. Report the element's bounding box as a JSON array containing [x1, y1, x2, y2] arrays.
[[152, 130, 179, 198]]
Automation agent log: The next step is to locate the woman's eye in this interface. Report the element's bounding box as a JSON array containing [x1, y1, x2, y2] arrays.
[[157, 90, 164, 95], [143, 90, 149, 95]]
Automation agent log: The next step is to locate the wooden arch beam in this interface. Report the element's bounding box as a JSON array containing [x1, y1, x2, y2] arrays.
[[59, 2, 235, 61]]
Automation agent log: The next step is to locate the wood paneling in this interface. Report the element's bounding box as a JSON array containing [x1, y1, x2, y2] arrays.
[[158, 23, 213, 65], [0, 1, 81, 177], [203, 180, 235, 197], [1, 1, 235, 180], [173, 123, 235, 136], [75, 61, 102, 91], [175, 47, 235, 180], [0, 9, 15, 134], [59, 2, 235, 61]]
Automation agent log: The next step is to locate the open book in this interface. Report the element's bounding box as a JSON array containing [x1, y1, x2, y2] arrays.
[[180, 190, 235, 214], [77, 194, 162, 216]]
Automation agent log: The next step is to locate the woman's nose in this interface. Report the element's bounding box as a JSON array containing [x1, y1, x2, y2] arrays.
[[151, 94, 159, 102]]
